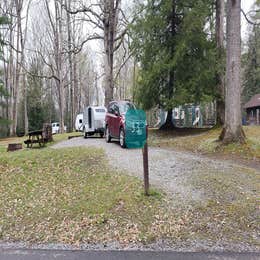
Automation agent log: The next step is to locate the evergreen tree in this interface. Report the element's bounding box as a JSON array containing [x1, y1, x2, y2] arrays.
[[131, 0, 217, 128], [25, 58, 57, 131], [242, 1, 260, 103]]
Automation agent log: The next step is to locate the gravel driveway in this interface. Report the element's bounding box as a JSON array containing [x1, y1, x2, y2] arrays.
[[52, 136, 247, 204]]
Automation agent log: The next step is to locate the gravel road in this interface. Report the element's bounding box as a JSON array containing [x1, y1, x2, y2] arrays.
[[52, 136, 250, 204]]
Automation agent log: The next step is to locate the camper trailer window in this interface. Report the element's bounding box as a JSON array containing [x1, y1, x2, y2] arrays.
[[95, 108, 106, 113]]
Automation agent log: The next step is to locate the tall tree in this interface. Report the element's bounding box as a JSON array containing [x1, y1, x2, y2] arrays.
[[215, 0, 225, 125], [220, 0, 245, 143], [103, 0, 122, 106], [131, 0, 217, 128], [65, 0, 129, 106], [44, 0, 66, 133], [1, 0, 30, 136], [0, 16, 9, 132]]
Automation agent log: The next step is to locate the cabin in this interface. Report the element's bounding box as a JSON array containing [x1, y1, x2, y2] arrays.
[[244, 94, 260, 125]]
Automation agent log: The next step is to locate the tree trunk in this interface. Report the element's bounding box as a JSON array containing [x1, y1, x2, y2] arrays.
[[57, 0, 65, 133], [219, 0, 245, 144], [159, 0, 176, 130], [73, 53, 78, 118], [103, 1, 114, 106], [216, 0, 225, 125], [12, 15, 20, 135], [65, 0, 74, 132], [103, 0, 121, 106], [7, 19, 14, 136], [23, 73, 29, 135]]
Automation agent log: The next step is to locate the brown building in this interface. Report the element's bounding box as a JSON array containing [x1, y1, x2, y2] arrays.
[[244, 94, 260, 125]]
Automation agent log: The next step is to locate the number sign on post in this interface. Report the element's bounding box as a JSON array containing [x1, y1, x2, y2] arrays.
[[125, 109, 147, 149]]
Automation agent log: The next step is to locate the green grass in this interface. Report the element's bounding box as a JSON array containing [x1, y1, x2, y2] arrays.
[[0, 132, 75, 154], [0, 135, 259, 248], [187, 167, 260, 245], [0, 146, 178, 244], [148, 126, 260, 161]]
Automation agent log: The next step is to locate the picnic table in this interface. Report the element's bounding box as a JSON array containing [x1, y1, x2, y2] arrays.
[[24, 130, 45, 148], [24, 124, 53, 148]]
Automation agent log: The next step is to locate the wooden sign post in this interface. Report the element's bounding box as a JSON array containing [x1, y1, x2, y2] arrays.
[[125, 109, 149, 195], [142, 126, 149, 196]]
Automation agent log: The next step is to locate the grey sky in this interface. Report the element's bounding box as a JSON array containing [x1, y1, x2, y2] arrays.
[[241, 0, 256, 39]]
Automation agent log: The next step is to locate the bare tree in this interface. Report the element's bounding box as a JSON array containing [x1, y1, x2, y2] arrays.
[[65, 0, 130, 106], [1, 0, 23, 136], [65, 0, 74, 131], [2, 0, 16, 136], [114, 40, 135, 100], [219, 0, 245, 143], [44, 0, 66, 132]]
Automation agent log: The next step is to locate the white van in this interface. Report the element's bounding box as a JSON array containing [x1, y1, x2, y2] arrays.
[[75, 113, 83, 132], [83, 106, 106, 138], [52, 122, 60, 134], [52, 122, 67, 134]]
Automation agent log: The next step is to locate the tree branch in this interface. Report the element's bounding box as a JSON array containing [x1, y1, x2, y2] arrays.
[[62, 3, 103, 23], [62, 34, 104, 55], [241, 8, 260, 26]]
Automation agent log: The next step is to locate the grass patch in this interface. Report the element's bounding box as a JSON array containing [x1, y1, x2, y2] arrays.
[[0, 146, 190, 245], [187, 167, 260, 246], [0, 136, 259, 248], [0, 133, 74, 154], [148, 126, 260, 161]]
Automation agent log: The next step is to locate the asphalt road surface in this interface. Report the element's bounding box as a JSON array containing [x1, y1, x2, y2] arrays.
[[0, 249, 260, 260]]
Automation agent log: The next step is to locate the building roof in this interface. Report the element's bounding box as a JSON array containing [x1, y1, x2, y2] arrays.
[[244, 94, 260, 109]]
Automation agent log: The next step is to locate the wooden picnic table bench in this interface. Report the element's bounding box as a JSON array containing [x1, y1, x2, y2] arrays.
[[24, 124, 53, 148], [24, 130, 45, 148]]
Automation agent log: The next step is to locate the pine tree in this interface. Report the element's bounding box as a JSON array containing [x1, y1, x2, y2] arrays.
[[25, 58, 57, 131], [131, 0, 217, 129]]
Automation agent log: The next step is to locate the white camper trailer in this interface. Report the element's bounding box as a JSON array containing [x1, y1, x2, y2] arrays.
[[75, 113, 83, 131], [83, 106, 107, 138]]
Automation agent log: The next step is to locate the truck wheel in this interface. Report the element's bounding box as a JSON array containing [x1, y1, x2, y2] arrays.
[[119, 128, 126, 148], [105, 126, 111, 143], [84, 131, 88, 139]]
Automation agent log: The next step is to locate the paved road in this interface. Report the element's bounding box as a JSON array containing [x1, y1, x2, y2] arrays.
[[0, 249, 259, 260]]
